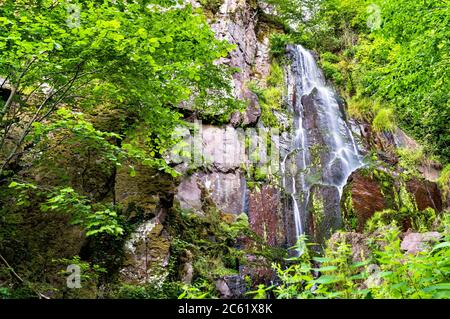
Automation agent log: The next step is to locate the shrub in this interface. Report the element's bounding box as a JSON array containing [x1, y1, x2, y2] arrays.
[[372, 108, 396, 132]]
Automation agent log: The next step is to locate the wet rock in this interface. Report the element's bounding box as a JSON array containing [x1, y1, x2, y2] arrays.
[[248, 185, 285, 246], [306, 184, 342, 245], [406, 178, 443, 212], [401, 231, 442, 254], [325, 157, 348, 186]]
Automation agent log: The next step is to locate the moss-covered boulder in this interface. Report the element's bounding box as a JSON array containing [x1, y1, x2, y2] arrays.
[[341, 168, 398, 232], [115, 164, 175, 219]]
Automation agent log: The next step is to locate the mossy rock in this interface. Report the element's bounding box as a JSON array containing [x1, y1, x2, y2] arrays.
[[341, 167, 398, 232], [115, 163, 175, 219]]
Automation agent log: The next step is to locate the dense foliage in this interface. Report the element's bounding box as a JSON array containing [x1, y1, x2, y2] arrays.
[[0, 0, 239, 298], [263, 213, 450, 299]]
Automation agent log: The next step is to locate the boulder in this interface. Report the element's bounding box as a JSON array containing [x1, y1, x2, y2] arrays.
[[341, 169, 396, 231], [115, 164, 175, 218], [401, 231, 442, 254], [215, 278, 233, 299], [406, 178, 443, 212], [216, 275, 247, 299]]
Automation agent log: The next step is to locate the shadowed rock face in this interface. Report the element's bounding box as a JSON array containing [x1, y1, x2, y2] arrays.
[[406, 178, 443, 212], [306, 184, 341, 246]]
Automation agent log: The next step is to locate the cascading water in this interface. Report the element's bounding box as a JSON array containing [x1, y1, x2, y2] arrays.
[[283, 44, 364, 245]]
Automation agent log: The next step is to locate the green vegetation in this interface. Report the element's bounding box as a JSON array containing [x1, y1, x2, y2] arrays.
[[0, 0, 240, 299], [249, 60, 285, 128], [263, 213, 450, 299]]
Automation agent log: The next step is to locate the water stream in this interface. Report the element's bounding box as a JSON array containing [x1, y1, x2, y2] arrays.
[[283, 45, 364, 242]]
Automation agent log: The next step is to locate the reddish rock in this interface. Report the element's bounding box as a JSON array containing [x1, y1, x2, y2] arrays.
[[248, 185, 284, 246], [406, 178, 443, 212], [341, 170, 390, 232], [240, 255, 275, 289]]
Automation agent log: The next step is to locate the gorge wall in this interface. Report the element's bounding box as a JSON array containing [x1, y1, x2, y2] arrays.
[[1, 0, 447, 299], [117, 0, 446, 296]]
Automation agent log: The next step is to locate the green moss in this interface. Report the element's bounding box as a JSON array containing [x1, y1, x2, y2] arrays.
[[321, 51, 340, 63], [397, 182, 418, 213], [309, 144, 328, 167], [438, 164, 450, 206], [396, 147, 427, 178], [113, 281, 182, 299], [269, 33, 292, 59], [372, 108, 396, 132], [341, 188, 358, 231], [365, 207, 437, 233], [311, 193, 325, 227], [321, 61, 343, 85], [347, 96, 373, 121], [249, 60, 285, 128], [198, 0, 224, 14]]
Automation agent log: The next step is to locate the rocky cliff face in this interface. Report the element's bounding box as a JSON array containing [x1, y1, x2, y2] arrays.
[[172, 0, 286, 242], [117, 0, 446, 295], [118, 0, 287, 291]]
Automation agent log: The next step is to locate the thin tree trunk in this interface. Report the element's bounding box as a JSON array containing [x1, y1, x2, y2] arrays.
[[0, 253, 50, 299], [0, 63, 82, 176]]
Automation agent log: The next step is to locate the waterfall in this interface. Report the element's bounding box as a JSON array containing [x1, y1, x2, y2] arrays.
[[283, 45, 363, 244]]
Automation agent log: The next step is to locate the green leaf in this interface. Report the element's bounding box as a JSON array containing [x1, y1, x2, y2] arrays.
[[312, 266, 338, 272], [314, 275, 339, 285]]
